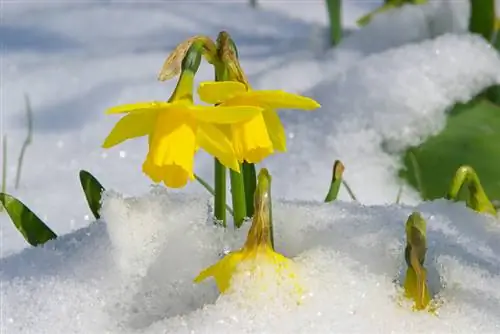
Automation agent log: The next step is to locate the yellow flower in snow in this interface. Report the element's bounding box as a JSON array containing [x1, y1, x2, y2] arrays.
[[197, 81, 321, 163], [102, 71, 263, 188], [195, 169, 301, 295]]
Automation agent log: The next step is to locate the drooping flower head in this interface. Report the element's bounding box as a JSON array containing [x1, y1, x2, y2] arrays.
[[195, 169, 302, 297], [102, 41, 263, 188]]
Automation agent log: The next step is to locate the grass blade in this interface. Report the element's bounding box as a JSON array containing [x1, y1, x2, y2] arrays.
[[15, 95, 33, 189]]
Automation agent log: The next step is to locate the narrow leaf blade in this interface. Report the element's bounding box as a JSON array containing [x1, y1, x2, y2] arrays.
[[0, 193, 57, 246], [79, 170, 105, 219]]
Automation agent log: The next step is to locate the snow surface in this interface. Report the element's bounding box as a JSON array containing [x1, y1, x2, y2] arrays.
[[2, 0, 500, 333], [2, 189, 500, 333]]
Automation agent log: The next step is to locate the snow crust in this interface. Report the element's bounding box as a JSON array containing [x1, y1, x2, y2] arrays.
[[2, 190, 500, 333]]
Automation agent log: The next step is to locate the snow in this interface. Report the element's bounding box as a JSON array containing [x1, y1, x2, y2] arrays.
[[2, 190, 500, 333], [2, 0, 500, 333]]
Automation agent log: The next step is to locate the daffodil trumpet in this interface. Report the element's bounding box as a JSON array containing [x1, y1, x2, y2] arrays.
[[403, 212, 432, 311], [194, 169, 297, 296], [446, 165, 496, 216]]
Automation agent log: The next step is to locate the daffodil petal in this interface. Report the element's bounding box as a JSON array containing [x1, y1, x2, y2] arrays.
[[197, 124, 240, 171], [102, 111, 157, 148], [189, 105, 262, 124], [197, 81, 247, 104], [245, 90, 320, 111], [194, 251, 245, 293], [106, 101, 170, 114], [261, 109, 286, 152]]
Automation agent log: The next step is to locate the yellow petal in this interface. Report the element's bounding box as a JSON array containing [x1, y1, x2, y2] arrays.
[[197, 124, 240, 172], [245, 90, 320, 111], [261, 109, 286, 152], [102, 111, 157, 148], [145, 109, 197, 188], [195, 251, 245, 293], [106, 101, 170, 114], [189, 105, 263, 124], [231, 114, 273, 163], [197, 81, 247, 104]]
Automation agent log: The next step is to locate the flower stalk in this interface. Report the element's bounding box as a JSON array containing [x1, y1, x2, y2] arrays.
[[242, 161, 257, 217], [215, 32, 251, 228]]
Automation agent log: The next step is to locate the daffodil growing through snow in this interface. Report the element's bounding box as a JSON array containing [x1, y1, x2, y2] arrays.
[[102, 41, 263, 188], [154, 31, 321, 227], [195, 168, 302, 298]]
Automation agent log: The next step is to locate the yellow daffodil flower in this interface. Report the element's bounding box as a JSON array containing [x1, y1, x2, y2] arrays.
[[102, 71, 263, 188], [195, 169, 301, 296], [197, 81, 321, 163]]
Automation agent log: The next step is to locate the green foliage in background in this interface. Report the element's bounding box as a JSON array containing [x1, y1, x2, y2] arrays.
[[400, 97, 500, 203]]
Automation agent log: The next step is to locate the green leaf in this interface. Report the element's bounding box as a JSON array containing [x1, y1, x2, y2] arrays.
[[79, 170, 105, 220], [469, 0, 495, 42], [0, 193, 57, 246], [400, 96, 500, 203], [324, 160, 344, 202]]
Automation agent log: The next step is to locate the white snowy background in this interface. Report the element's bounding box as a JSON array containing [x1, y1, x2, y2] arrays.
[[2, 0, 500, 333]]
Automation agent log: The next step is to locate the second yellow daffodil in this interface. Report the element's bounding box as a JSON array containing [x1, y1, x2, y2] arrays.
[[102, 71, 263, 188], [197, 81, 321, 164], [195, 169, 302, 299]]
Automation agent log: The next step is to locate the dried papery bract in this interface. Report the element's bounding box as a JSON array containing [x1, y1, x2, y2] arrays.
[[216, 31, 250, 87], [158, 35, 217, 82], [403, 212, 432, 311], [446, 165, 496, 216]]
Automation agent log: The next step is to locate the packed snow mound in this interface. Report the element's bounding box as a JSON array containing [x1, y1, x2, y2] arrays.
[[267, 33, 500, 205], [2, 189, 500, 333]]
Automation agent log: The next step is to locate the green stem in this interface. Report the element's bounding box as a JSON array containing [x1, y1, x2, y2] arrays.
[[409, 150, 425, 199], [325, 0, 342, 46], [268, 175, 274, 250], [342, 179, 358, 201], [242, 162, 256, 217], [468, 0, 495, 42], [230, 168, 247, 228], [194, 173, 234, 216], [214, 159, 227, 226]]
